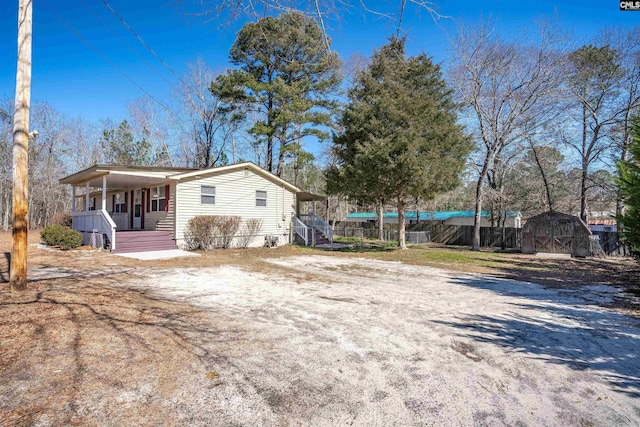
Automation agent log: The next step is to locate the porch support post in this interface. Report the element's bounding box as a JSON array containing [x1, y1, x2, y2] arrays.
[[312, 200, 316, 218], [85, 181, 90, 211], [101, 175, 107, 210], [71, 186, 76, 213]]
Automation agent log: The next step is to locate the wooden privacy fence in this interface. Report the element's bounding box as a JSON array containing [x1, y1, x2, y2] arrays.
[[336, 224, 522, 248], [591, 231, 631, 256], [419, 224, 521, 248]]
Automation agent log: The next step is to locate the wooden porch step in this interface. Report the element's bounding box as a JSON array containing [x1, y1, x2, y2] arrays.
[[312, 230, 331, 245], [114, 244, 178, 254], [113, 230, 177, 254]]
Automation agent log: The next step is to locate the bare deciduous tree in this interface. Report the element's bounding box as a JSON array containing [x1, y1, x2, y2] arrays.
[[175, 58, 231, 168], [128, 97, 175, 166], [449, 18, 565, 250]]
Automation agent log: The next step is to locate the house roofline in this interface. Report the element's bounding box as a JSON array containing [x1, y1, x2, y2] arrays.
[[59, 162, 313, 197], [59, 164, 197, 185], [171, 162, 302, 193]]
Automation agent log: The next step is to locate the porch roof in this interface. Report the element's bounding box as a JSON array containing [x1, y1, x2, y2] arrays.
[[297, 191, 326, 202], [60, 163, 324, 200], [59, 165, 196, 188]]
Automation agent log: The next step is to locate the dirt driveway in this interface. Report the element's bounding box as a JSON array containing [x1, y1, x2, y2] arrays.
[[1, 253, 639, 426]]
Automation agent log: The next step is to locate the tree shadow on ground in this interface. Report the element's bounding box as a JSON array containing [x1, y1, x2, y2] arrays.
[[0, 268, 258, 425], [436, 275, 640, 398], [484, 256, 640, 307]]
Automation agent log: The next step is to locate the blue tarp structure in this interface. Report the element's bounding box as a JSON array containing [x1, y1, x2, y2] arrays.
[[346, 210, 520, 221]]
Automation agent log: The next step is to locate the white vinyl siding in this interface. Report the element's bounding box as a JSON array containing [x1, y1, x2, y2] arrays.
[[175, 169, 296, 247]]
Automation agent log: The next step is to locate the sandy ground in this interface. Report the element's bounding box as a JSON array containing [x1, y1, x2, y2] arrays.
[[3, 253, 638, 426]]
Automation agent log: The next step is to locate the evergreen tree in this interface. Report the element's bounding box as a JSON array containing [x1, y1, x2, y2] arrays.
[[327, 37, 471, 249], [212, 11, 341, 176], [617, 115, 640, 258], [101, 120, 152, 166]]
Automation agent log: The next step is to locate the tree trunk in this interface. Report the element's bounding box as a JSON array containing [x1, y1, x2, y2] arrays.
[[397, 194, 407, 249], [377, 202, 384, 241], [580, 102, 588, 223], [616, 129, 631, 218], [277, 138, 285, 177], [231, 130, 237, 164], [580, 157, 588, 223], [472, 151, 492, 251], [266, 93, 274, 172], [530, 142, 553, 211]]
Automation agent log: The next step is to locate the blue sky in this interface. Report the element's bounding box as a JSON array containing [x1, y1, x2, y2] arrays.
[[1, 0, 638, 133]]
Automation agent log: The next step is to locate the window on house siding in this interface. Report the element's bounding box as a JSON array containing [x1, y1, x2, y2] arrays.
[[114, 193, 125, 213], [201, 186, 215, 205], [151, 186, 166, 212], [256, 190, 267, 207]]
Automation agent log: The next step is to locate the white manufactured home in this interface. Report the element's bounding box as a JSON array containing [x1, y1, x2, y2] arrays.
[[59, 162, 330, 253]]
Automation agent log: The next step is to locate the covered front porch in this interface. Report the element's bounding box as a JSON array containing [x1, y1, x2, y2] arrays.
[[59, 165, 191, 251]]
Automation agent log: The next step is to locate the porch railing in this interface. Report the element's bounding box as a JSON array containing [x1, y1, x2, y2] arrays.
[[292, 215, 309, 246], [299, 213, 333, 245], [111, 212, 129, 230], [72, 209, 117, 251]]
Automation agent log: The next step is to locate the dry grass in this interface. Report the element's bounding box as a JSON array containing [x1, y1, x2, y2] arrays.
[[0, 273, 233, 425], [1, 231, 639, 425], [1, 231, 638, 301]]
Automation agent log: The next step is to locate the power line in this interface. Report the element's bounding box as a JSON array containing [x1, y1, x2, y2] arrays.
[[76, 0, 175, 88], [36, 0, 184, 124], [100, 0, 188, 87], [99, 0, 212, 108]]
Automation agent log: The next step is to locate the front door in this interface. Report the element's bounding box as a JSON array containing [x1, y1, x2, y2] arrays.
[[133, 189, 142, 229]]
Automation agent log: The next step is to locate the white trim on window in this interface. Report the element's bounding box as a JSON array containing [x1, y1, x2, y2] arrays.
[[114, 192, 125, 213], [256, 190, 267, 207], [201, 185, 215, 205], [151, 186, 166, 212]]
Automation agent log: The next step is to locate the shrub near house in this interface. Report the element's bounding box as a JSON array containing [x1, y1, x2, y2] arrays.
[[184, 216, 263, 250], [41, 224, 83, 250]]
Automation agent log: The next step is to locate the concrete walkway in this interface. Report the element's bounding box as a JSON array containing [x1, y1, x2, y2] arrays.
[[114, 249, 200, 261]]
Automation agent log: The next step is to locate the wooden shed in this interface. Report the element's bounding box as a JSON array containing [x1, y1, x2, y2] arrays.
[[521, 211, 592, 257]]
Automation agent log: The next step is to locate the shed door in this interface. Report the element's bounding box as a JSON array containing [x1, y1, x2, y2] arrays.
[[534, 219, 573, 254], [553, 220, 573, 254]]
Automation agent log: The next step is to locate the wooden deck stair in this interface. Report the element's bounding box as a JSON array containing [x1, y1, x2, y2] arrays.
[[312, 229, 331, 245], [113, 231, 177, 254]]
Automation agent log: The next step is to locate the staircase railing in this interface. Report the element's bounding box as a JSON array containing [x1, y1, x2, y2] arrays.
[[292, 215, 309, 246], [299, 213, 333, 246], [72, 209, 117, 251]]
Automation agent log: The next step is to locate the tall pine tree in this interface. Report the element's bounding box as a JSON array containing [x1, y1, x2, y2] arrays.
[[212, 12, 340, 176], [617, 115, 640, 258], [327, 37, 471, 249]]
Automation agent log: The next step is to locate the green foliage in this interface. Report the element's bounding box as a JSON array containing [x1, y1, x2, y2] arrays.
[[569, 45, 622, 96], [327, 36, 471, 247], [617, 115, 640, 258], [101, 120, 153, 165], [212, 11, 341, 175], [505, 145, 570, 216], [40, 224, 83, 250], [184, 215, 243, 250]]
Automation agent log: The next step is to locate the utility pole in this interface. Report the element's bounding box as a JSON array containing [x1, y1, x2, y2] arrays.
[[10, 0, 33, 291]]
